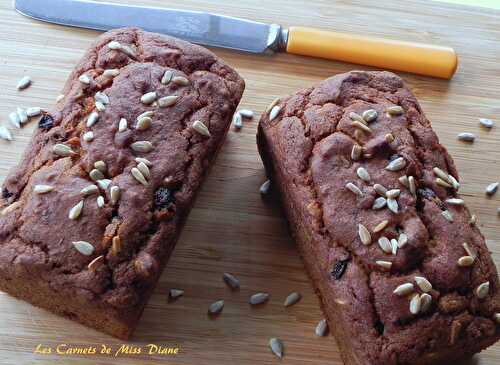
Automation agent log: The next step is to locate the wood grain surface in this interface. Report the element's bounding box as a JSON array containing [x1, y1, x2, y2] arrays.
[[0, 0, 499, 364]]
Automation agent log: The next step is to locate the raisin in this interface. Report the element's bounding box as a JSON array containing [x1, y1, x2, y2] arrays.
[[331, 258, 350, 280], [39, 114, 54, 130], [154, 187, 175, 210], [2, 188, 13, 199], [374, 320, 385, 335]]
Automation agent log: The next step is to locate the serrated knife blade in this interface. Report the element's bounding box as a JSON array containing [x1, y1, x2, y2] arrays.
[[14, 0, 285, 53]]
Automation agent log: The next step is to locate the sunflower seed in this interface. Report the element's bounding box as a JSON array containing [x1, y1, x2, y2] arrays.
[[95, 101, 106, 112], [169, 288, 184, 299], [346, 182, 363, 197], [373, 220, 389, 233], [269, 338, 283, 359], [141, 92, 157, 105], [97, 195, 105, 208], [69, 200, 84, 220], [208, 300, 224, 314], [415, 276, 432, 293], [420, 293, 432, 313], [87, 255, 104, 271], [457, 256, 474, 267], [158, 95, 179, 108], [53, 144, 75, 157], [97, 179, 112, 190], [26, 107, 42, 118], [110, 186, 120, 205], [432, 167, 449, 182], [222, 272, 240, 290], [118, 118, 128, 132], [284, 292, 301, 307], [134, 157, 152, 167], [448, 175, 460, 190], [476, 281, 490, 299], [385, 133, 395, 144], [238, 109, 254, 119], [107, 41, 122, 50], [469, 214, 477, 226], [436, 178, 452, 188], [269, 105, 281, 121], [387, 198, 398, 214], [249, 292, 270, 305], [18, 107, 29, 124], [78, 74, 91, 84], [111, 235, 121, 255], [462, 242, 477, 259], [446, 198, 464, 206], [386, 105, 404, 116], [378, 236, 393, 254], [494, 313, 500, 324], [93, 161, 106, 174], [457, 132, 475, 142], [131, 141, 153, 153], [103, 69, 120, 78], [386, 157, 406, 171], [441, 210, 454, 222], [371, 184, 386, 198], [358, 224, 371, 245], [33, 185, 54, 194], [408, 176, 416, 196], [260, 180, 271, 195], [9, 112, 20, 128], [352, 120, 371, 133], [89, 169, 105, 181], [398, 233, 408, 248], [390, 238, 398, 255], [266, 98, 280, 114], [315, 319, 329, 336], [83, 131, 94, 142], [0, 126, 13, 141], [192, 120, 211, 137], [86, 112, 99, 128], [17, 76, 31, 90], [394, 282, 414, 296], [351, 144, 363, 161], [72, 241, 94, 256], [399, 175, 409, 187], [479, 118, 494, 129], [349, 111, 366, 124], [81, 184, 98, 196], [172, 76, 190, 86], [95, 91, 109, 104], [376, 260, 392, 270], [362, 109, 378, 123], [1, 201, 20, 215], [386, 189, 400, 199], [161, 70, 174, 84], [485, 182, 499, 196], [136, 116, 152, 131], [409, 293, 421, 314], [356, 167, 371, 182], [131, 167, 148, 186], [137, 162, 150, 180], [372, 197, 387, 210], [233, 112, 243, 129]]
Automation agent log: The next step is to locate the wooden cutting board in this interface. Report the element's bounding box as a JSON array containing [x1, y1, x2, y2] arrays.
[[0, 0, 499, 364]]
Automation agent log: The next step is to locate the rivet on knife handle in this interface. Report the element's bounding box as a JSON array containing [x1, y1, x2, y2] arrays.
[[284, 26, 458, 79]]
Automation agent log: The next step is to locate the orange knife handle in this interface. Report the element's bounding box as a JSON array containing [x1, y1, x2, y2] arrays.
[[286, 26, 458, 79]]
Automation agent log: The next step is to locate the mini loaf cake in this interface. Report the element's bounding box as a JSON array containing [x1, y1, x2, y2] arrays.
[[257, 71, 499, 364], [0, 28, 244, 339]]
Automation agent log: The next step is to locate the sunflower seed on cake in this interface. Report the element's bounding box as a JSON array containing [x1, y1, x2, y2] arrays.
[[458, 256, 474, 267], [372, 197, 387, 210], [33, 185, 54, 194], [53, 144, 75, 157], [409, 293, 421, 314], [222, 272, 240, 291], [378, 236, 393, 254], [346, 182, 363, 197], [141, 92, 157, 105], [349, 111, 366, 124], [399, 175, 409, 187], [87, 255, 105, 271], [96, 195, 105, 208], [362, 109, 378, 122], [161, 70, 174, 84], [390, 238, 398, 255], [16, 75, 32, 90], [131, 167, 148, 186], [192, 120, 211, 137], [462, 242, 476, 259], [457, 132, 475, 142], [0, 126, 13, 141], [72, 241, 94, 256], [386, 189, 400, 199], [485, 182, 499, 196], [89, 169, 105, 181], [172, 76, 190, 86], [83, 130, 94, 142], [95, 91, 110, 104], [373, 220, 389, 233], [284, 292, 301, 307], [442, 210, 454, 222], [315, 319, 329, 337], [78, 74, 91, 84], [95, 101, 106, 112], [373, 184, 387, 197], [408, 176, 416, 196], [420, 293, 432, 313], [387, 198, 398, 214], [103, 69, 120, 78], [415, 276, 432, 292], [135, 157, 152, 167], [479, 118, 494, 129], [131, 141, 153, 153], [356, 167, 371, 182], [398, 233, 408, 248], [448, 175, 460, 190], [86, 112, 99, 127], [376, 260, 392, 270], [1, 201, 20, 216], [118, 118, 128, 132], [446, 198, 464, 206], [358, 224, 371, 245], [436, 178, 452, 188], [269, 338, 284, 359], [476, 281, 490, 299], [386, 157, 406, 171], [269, 105, 281, 121], [137, 162, 150, 179], [136, 116, 152, 130], [68, 200, 84, 220], [393, 282, 414, 296], [208, 300, 224, 314], [386, 105, 404, 116], [158, 95, 179, 108], [352, 120, 371, 133], [260, 179, 271, 195], [249, 292, 270, 305], [110, 186, 120, 205], [351, 144, 363, 161], [94, 160, 107, 173], [169, 288, 184, 299], [96, 179, 112, 190], [81, 184, 98, 196]]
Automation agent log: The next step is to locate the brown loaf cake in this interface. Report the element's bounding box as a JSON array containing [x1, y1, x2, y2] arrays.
[[257, 71, 499, 364], [0, 28, 244, 339]]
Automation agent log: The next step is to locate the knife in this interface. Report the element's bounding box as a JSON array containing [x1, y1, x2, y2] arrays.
[[15, 0, 458, 79]]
